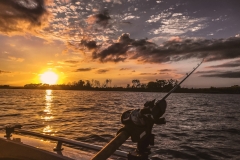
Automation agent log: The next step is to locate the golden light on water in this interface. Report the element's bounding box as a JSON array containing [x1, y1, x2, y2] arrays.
[[42, 90, 54, 133], [40, 71, 58, 85], [43, 90, 53, 117], [43, 125, 52, 133]]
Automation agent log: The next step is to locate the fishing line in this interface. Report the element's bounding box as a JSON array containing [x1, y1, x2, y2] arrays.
[[159, 59, 204, 101]]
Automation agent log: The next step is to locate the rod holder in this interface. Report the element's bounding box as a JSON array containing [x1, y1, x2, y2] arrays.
[[53, 141, 64, 151], [4, 124, 22, 138]]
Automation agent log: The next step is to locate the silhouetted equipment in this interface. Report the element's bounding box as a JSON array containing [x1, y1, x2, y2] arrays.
[[5, 124, 22, 138], [161, 59, 204, 100], [92, 60, 204, 160]]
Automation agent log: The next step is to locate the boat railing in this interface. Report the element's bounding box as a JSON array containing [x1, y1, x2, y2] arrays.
[[4, 125, 127, 158]]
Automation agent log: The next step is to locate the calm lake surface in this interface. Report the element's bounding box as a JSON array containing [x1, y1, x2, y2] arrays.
[[0, 89, 240, 159]]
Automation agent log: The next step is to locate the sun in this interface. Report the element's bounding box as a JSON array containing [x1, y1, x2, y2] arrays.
[[40, 71, 59, 85]]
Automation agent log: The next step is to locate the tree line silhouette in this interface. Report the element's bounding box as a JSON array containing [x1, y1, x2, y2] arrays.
[[1, 79, 239, 94], [23, 78, 179, 91]]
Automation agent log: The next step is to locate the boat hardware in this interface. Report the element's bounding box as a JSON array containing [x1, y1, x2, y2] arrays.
[[4, 124, 22, 138], [3, 125, 128, 158], [92, 60, 203, 160]]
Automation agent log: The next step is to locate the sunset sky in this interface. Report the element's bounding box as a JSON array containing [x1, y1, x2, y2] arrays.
[[0, 0, 240, 88]]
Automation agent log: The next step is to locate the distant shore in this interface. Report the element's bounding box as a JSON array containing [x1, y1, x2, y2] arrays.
[[0, 85, 239, 94]]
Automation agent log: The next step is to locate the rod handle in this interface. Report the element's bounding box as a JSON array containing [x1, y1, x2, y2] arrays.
[[91, 131, 130, 160]]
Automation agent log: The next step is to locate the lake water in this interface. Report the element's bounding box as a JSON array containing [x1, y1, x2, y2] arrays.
[[0, 89, 240, 159]]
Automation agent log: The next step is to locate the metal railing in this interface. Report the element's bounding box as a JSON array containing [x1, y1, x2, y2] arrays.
[[13, 129, 128, 158]]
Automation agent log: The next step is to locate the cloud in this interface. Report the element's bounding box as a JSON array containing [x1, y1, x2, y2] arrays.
[[196, 70, 217, 74], [8, 56, 24, 62], [0, 70, 11, 74], [47, 61, 54, 65], [0, 0, 50, 35], [147, 12, 207, 35], [96, 69, 109, 74], [158, 69, 176, 75], [80, 40, 98, 50], [139, 73, 157, 75], [92, 33, 156, 62], [87, 10, 111, 27], [1, 0, 239, 69], [206, 59, 240, 68], [65, 60, 79, 64], [120, 68, 131, 71], [75, 68, 93, 72], [199, 70, 240, 78], [158, 69, 175, 72], [92, 34, 240, 63]]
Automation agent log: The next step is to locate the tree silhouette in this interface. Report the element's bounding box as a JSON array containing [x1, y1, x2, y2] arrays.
[[109, 79, 112, 87], [103, 79, 112, 88], [76, 80, 85, 88], [85, 80, 91, 88], [156, 79, 167, 88], [132, 79, 140, 88], [94, 80, 100, 88], [141, 83, 147, 88], [147, 81, 158, 89]]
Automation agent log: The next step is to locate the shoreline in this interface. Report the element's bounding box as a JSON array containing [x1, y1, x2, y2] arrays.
[[0, 86, 239, 94]]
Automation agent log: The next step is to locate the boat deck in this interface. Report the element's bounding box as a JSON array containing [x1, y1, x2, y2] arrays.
[[0, 132, 93, 160], [0, 132, 126, 160]]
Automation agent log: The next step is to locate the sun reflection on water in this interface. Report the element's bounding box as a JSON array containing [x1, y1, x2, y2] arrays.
[[42, 90, 53, 120], [42, 90, 54, 134], [43, 125, 52, 133]]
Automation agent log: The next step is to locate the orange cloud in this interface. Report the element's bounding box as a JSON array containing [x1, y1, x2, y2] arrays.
[[169, 36, 182, 42], [8, 56, 24, 62]]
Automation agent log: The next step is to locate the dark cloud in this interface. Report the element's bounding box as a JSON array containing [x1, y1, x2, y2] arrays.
[[196, 70, 218, 74], [140, 73, 157, 75], [120, 68, 131, 71], [0, 70, 10, 74], [92, 34, 240, 63], [92, 42, 129, 63], [0, 0, 50, 35], [87, 10, 111, 27], [121, 21, 132, 25], [65, 60, 79, 64], [91, 33, 136, 62], [200, 71, 240, 78], [75, 68, 93, 72], [158, 69, 175, 72], [96, 69, 109, 74], [207, 59, 240, 68], [94, 10, 111, 27], [80, 40, 98, 50]]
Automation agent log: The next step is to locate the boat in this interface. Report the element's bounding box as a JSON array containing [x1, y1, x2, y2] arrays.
[[0, 124, 127, 160]]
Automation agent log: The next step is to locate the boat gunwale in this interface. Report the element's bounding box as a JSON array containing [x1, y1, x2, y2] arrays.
[[13, 129, 128, 158]]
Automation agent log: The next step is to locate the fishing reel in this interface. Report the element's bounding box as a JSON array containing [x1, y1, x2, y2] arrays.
[[118, 99, 167, 159], [120, 99, 166, 127]]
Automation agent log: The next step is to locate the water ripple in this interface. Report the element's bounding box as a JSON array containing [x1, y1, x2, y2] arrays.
[[0, 89, 240, 159]]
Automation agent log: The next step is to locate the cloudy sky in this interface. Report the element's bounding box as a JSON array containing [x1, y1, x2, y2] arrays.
[[0, 0, 240, 87]]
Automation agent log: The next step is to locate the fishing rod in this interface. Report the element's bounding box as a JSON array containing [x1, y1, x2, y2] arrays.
[[92, 59, 204, 160], [161, 59, 204, 100]]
